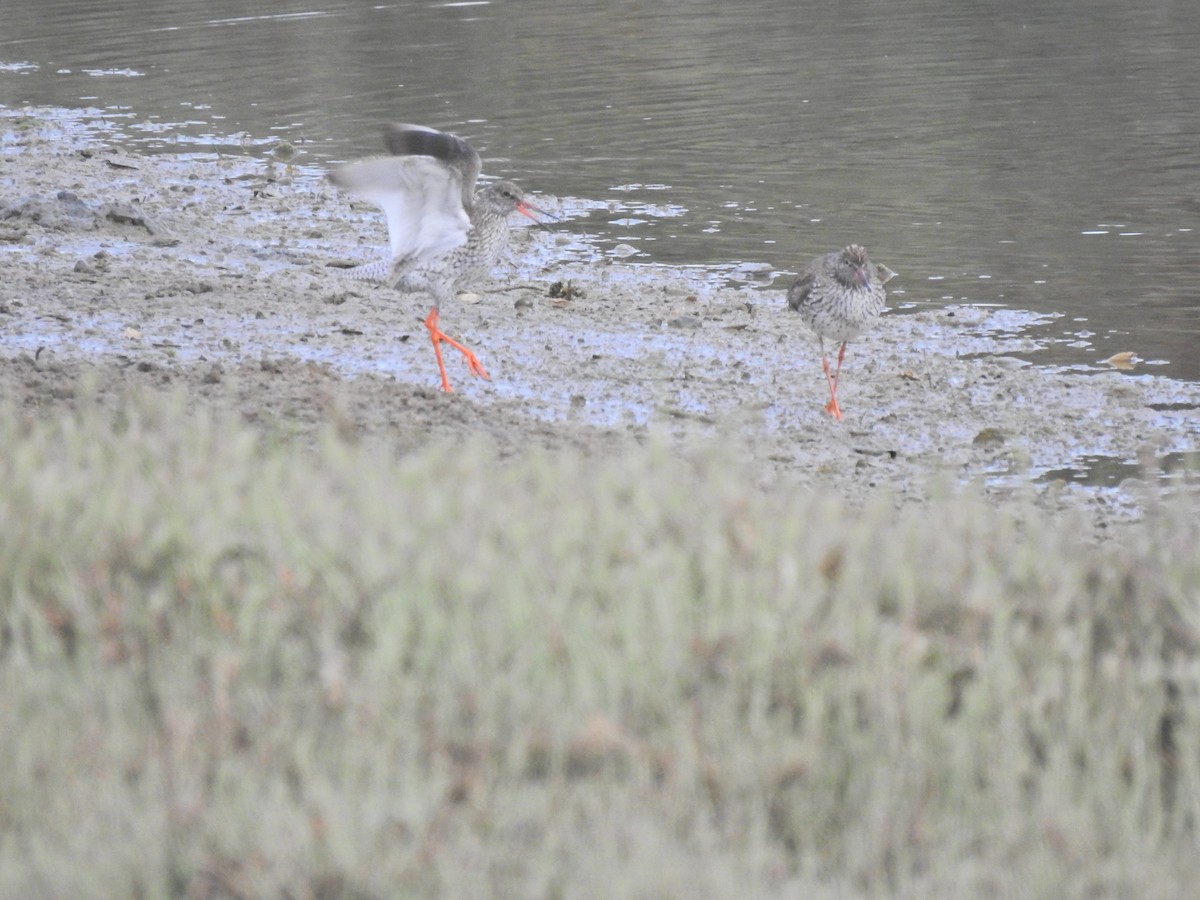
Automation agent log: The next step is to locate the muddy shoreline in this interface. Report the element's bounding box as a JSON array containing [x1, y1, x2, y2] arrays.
[[2, 108, 1198, 535]]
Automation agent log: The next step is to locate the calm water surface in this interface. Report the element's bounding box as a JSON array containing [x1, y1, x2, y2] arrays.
[[3, 0, 1199, 379]]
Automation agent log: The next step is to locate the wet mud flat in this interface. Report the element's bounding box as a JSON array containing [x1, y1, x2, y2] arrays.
[[2, 108, 1198, 534]]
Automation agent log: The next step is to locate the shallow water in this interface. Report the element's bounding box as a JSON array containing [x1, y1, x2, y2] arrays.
[[3, 0, 1199, 380]]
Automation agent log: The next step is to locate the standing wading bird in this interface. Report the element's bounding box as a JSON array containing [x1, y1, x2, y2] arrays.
[[787, 244, 897, 421], [328, 124, 550, 392]]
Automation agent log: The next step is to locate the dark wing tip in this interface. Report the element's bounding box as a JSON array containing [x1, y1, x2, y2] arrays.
[[383, 124, 479, 169], [382, 123, 483, 206]]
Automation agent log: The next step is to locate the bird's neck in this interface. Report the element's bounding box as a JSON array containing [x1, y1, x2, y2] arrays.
[[469, 195, 510, 227]]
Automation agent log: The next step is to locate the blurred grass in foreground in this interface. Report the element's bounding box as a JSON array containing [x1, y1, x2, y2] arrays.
[[1, 388, 1198, 899]]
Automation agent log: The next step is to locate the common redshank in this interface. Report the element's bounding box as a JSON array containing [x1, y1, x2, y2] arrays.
[[328, 124, 547, 392], [787, 244, 897, 421]]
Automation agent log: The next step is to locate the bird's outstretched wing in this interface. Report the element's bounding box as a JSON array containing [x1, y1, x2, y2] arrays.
[[383, 124, 482, 210], [329, 154, 471, 269]]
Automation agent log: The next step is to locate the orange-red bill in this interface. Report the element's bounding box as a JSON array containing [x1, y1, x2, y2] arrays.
[[516, 200, 557, 230]]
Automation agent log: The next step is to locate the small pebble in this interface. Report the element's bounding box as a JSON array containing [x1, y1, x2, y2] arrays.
[[972, 427, 1006, 447]]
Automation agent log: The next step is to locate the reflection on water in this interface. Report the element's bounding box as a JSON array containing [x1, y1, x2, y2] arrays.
[[2, 0, 1199, 379]]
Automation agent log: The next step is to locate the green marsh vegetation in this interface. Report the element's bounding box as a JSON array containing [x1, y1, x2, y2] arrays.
[[1, 389, 1198, 898]]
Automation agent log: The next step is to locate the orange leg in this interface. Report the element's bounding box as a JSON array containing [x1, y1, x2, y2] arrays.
[[424, 307, 490, 393], [821, 342, 848, 420]]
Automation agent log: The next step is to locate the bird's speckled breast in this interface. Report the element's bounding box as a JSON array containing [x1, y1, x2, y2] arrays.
[[392, 203, 511, 299], [444, 207, 512, 286], [791, 275, 887, 344]]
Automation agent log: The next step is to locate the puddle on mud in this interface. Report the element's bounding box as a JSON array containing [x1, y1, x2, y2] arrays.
[[1038, 451, 1200, 488]]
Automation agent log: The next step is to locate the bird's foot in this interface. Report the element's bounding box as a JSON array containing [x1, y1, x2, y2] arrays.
[[820, 356, 844, 420], [425, 308, 491, 393]]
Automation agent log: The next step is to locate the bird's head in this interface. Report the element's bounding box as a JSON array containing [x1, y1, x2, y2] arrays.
[[480, 180, 556, 229], [836, 244, 873, 289]]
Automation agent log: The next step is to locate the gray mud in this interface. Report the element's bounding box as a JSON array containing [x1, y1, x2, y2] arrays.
[[2, 108, 1198, 534]]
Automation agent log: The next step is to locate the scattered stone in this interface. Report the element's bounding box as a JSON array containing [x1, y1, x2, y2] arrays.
[[729, 261, 774, 281], [548, 280, 584, 301], [56, 191, 93, 219], [105, 204, 148, 228], [1105, 351, 1138, 370], [973, 427, 1006, 447], [658, 406, 717, 424], [1, 193, 98, 230]]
